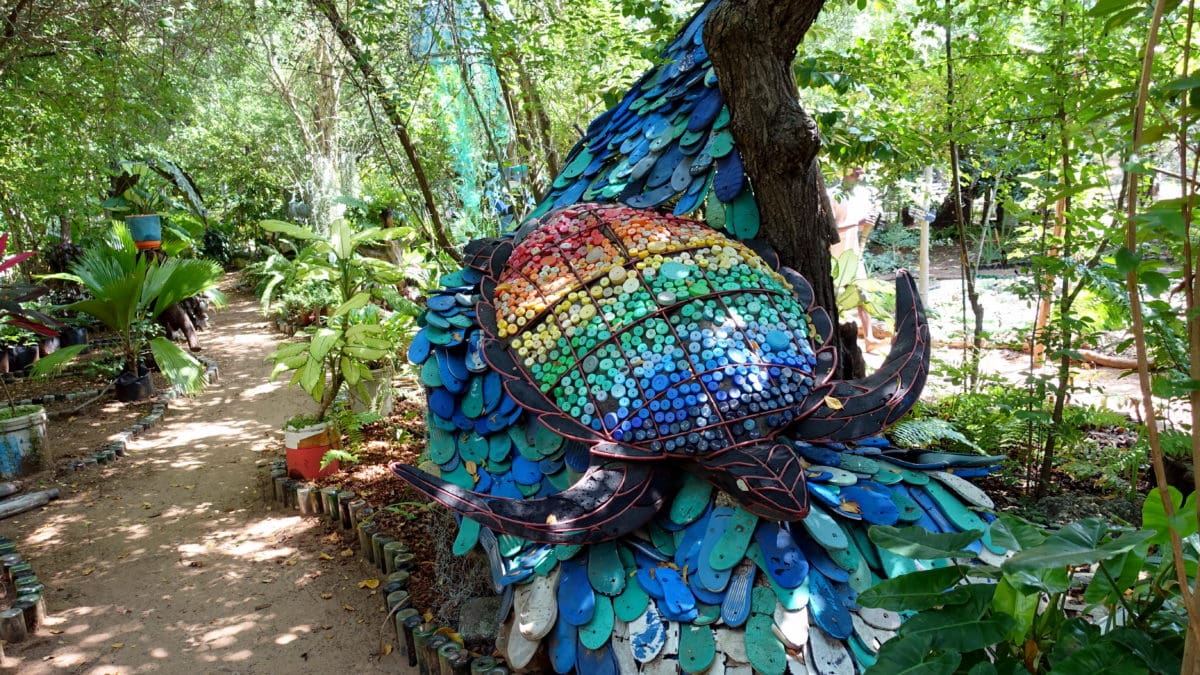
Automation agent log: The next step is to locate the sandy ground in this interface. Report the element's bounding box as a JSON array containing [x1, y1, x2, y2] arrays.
[[0, 293, 413, 674]]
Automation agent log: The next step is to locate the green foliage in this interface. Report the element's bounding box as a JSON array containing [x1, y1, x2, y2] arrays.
[[862, 514, 1191, 675], [319, 404, 384, 470], [32, 227, 222, 393], [263, 218, 416, 419], [889, 418, 981, 453]]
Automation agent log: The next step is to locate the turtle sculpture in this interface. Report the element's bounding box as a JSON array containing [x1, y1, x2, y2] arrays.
[[395, 202, 929, 545], [393, 2, 1005, 672], [396, 204, 1004, 674]]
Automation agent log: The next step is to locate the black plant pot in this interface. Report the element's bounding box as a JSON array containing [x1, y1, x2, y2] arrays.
[[59, 327, 88, 348], [115, 364, 153, 402], [7, 345, 37, 372]]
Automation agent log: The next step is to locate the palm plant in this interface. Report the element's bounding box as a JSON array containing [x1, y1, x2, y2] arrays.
[[34, 227, 224, 394]]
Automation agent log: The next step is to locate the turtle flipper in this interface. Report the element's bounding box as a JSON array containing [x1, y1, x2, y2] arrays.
[[696, 442, 809, 521], [392, 461, 667, 545]]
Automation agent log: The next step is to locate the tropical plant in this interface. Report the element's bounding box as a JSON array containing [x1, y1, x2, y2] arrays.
[[33, 226, 224, 394], [263, 217, 414, 420], [859, 513, 1189, 674]]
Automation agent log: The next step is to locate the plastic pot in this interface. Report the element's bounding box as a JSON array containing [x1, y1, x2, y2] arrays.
[[125, 214, 162, 251], [283, 421, 340, 479], [59, 327, 88, 348], [6, 345, 37, 372], [0, 405, 46, 478], [115, 365, 153, 402]]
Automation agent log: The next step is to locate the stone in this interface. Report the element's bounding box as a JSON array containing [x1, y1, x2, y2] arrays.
[[457, 595, 504, 643]]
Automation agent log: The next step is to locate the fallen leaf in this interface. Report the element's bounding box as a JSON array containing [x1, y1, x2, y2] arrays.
[[824, 396, 844, 410], [342, 604, 355, 612], [49, 629, 63, 635], [339, 548, 353, 557], [318, 553, 334, 561], [381, 643, 393, 656], [357, 578, 380, 589], [81, 567, 95, 576], [117, 553, 129, 559], [320, 593, 333, 599], [111, 642, 124, 649], [285, 558, 298, 567], [142, 502, 152, 509]]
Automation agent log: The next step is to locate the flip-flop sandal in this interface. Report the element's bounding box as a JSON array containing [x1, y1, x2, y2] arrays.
[[711, 507, 758, 572], [932, 471, 994, 510], [458, 431, 488, 463], [657, 566, 699, 622], [848, 524, 882, 572], [838, 453, 881, 474], [772, 604, 809, 650], [406, 329, 431, 363], [808, 465, 858, 486], [696, 509, 733, 592], [629, 601, 667, 662], [587, 542, 625, 596], [610, 619, 638, 673], [678, 624, 716, 673], [693, 602, 721, 626], [745, 613, 786, 675], [427, 426, 455, 465], [579, 594, 615, 650], [807, 624, 854, 675], [452, 517, 480, 556], [615, 571, 650, 622], [801, 504, 849, 551], [754, 523, 809, 590], [847, 633, 877, 670], [839, 482, 900, 525], [515, 566, 560, 640], [465, 331, 487, 371], [557, 559, 595, 628], [425, 310, 452, 329], [650, 521, 678, 558], [419, 358, 441, 387], [850, 612, 893, 652], [796, 534, 850, 584], [669, 474, 714, 525], [719, 560, 756, 628], [796, 443, 844, 466], [461, 378, 485, 418], [503, 613, 540, 671], [872, 467, 904, 485], [747, 546, 810, 611], [924, 482, 989, 534], [547, 614, 577, 674], [674, 516, 709, 570], [857, 606, 901, 631], [876, 545, 922, 579], [807, 571, 852, 640], [554, 543, 582, 562]]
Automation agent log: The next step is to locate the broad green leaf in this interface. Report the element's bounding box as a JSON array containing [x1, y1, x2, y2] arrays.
[[992, 514, 1047, 550], [857, 566, 971, 611], [299, 356, 324, 400], [990, 578, 1037, 642], [260, 219, 319, 240], [332, 291, 371, 318], [1082, 548, 1146, 604], [866, 633, 960, 675], [308, 327, 341, 364], [869, 525, 983, 559], [1113, 247, 1140, 275], [1005, 566, 1070, 595], [1105, 627, 1183, 674], [1142, 486, 1198, 544], [1002, 519, 1154, 573], [899, 586, 1012, 653]]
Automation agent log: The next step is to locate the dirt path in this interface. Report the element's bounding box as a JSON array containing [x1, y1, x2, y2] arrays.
[[0, 293, 412, 674]]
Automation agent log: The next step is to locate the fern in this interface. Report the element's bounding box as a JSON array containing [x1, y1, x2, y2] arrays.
[[889, 418, 982, 453]]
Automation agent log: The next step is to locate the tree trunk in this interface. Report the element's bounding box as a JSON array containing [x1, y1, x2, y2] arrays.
[[308, 0, 461, 264], [705, 0, 860, 378]]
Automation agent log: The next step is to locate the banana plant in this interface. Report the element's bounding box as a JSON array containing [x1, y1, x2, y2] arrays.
[[33, 226, 224, 394]]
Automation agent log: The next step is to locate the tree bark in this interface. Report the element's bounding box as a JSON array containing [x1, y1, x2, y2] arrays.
[[308, 0, 461, 264], [705, 0, 860, 377]]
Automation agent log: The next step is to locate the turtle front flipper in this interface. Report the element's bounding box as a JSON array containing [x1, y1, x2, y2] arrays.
[[391, 461, 667, 545], [695, 442, 809, 521]]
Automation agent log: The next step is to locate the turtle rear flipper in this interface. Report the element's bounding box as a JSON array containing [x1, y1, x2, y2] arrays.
[[696, 442, 809, 521], [391, 461, 667, 545]]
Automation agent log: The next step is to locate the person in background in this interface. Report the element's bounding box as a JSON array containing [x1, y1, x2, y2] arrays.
[[829, 166, 884, 350]]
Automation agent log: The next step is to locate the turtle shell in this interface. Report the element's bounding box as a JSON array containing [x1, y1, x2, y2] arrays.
[[485, 203, 821, 456]]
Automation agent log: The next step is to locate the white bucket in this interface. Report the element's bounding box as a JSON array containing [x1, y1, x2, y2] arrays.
[[0, 406, 47, 478]]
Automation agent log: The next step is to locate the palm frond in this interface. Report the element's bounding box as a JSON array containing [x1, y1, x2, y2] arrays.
[[149, 337, 205, 395], [143, 258, 222, 319], [30, 344, 88, 380]]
